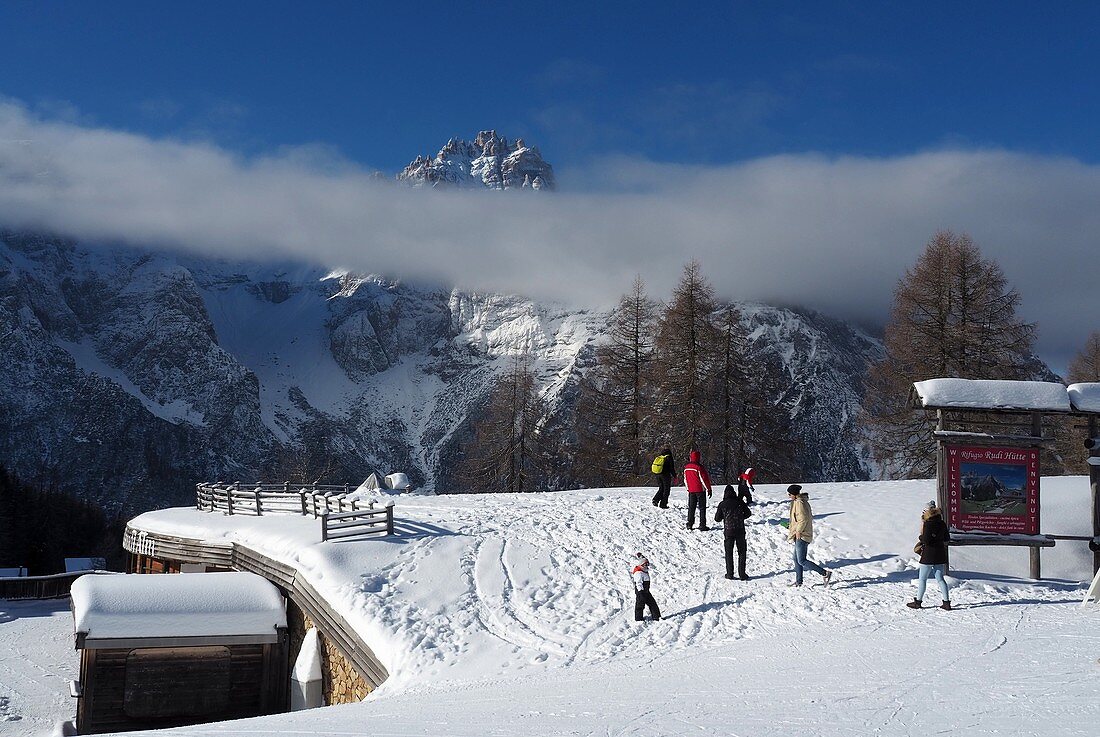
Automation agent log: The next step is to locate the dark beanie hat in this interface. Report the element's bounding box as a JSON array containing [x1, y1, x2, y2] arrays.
[[786, 484, 802, 495]]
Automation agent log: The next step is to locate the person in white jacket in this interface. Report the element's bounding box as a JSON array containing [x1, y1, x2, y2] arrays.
[[787, 484, 832, 587], [632, 553, 661, 621]]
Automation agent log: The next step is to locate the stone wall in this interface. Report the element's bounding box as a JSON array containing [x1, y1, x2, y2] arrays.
[[287, 599, 372, 704]]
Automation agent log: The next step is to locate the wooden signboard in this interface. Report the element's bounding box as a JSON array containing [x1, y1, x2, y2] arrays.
[[946, 445, 1040, 535]]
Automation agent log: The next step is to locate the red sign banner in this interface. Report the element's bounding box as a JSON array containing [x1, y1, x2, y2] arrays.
[[946, 445, 1040, 535]]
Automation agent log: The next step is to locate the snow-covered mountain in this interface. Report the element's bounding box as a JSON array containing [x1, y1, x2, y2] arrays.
[[0, 232, 880, 513], [397, 131, 555, 190]]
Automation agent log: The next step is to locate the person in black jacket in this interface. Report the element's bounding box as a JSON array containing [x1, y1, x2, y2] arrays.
[[651, 448, 675, 509], [907, 501, 952, 610], [715, 484, 752, 580]]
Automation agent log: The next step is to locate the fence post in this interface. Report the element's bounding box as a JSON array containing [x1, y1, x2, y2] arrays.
[[226, 483, 236, 515], [343, 483, 349, 495], [300, 489, 307, 516], [386, 505, 394, 536], [321, 512, 329, 542], [254, 485, 262, 516]]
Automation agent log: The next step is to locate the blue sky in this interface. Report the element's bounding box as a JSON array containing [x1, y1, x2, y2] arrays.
[[3, 1, 1098, 173], [1, 2, 1097, 371]]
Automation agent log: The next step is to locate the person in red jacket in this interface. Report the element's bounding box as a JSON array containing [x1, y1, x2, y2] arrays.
[[683, 449, 713, 530]]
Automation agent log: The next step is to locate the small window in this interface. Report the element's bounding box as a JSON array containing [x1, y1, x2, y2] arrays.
[[124, 647, 231, 718]]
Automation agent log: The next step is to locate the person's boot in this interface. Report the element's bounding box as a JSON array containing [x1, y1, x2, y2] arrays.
[[940, 600, 952, 611], [686, 523, 693, 530], [724, 573, 736, 580], [698, 525, 710, 531], [906, 599, 922, 609]]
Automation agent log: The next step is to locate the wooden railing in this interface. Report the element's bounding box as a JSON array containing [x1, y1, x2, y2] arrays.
[[195, 482, 394, 541], [0, 570, 114, 600], [322, 506, 394, 541]]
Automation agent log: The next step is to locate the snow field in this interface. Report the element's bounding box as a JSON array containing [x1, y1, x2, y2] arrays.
[[0, 599, 77, 737], [6, 477, 1099, 736], [127, 478, 1095, 692]]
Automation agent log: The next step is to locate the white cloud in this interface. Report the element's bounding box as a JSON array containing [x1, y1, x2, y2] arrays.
[[0, 100, 1097, 370]]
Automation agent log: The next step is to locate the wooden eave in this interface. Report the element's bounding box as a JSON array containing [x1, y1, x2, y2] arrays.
[[76, 629, 284, 650]]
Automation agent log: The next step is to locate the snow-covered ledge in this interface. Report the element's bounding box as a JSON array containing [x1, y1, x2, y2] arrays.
[[911, 378, 1073, 412], [1068, 382, 1100, 413]]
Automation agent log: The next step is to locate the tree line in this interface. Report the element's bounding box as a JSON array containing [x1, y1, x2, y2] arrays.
[[0, 466, 126, 574], [451, 230, 1099, 492], [453, 261, 799, 493]]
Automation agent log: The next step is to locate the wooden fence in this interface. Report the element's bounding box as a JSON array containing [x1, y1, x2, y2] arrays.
[[195, 482, 394, 542], [0, 570, 114, 600], [322, 506, 394, 541]]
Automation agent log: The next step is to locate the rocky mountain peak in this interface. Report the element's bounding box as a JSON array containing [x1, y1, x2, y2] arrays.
[[397, 131, 555, 191]]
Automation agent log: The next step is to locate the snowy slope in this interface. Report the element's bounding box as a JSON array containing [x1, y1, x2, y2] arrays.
[[5, 477, 1071, 736]]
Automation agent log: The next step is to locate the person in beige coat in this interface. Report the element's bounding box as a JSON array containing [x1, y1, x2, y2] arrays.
[[787, 484, 831, 587]]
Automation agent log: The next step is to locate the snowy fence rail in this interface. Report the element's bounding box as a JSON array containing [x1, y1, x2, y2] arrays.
[[195, 482, 394, 541], [321, 506, 394, 542], [0, 570, 113, 600]]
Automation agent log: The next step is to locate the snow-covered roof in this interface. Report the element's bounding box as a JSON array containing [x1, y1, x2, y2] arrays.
[[71, 572, 286, 645], [912, 379, 1073, 412], [1067, 383, 1100, 413]]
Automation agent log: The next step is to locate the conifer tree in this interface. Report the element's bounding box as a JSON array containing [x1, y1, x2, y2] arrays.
[[589, 276, 658, 480], [707, 305, 799, 482], [654, 260, 719, 453], [711, 305, 750, 477], [1068, 331, 1100, 382], [1055, 331, 1100, 473], [862, 231, 1037, 478], [457, 355, 547, 493]]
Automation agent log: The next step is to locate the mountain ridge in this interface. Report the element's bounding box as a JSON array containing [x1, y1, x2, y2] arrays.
[[0, 232, 882, 513]]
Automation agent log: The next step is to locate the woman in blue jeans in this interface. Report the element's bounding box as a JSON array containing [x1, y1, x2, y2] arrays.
[[908, 501, 952, 610], [786, 485, 832, 587]]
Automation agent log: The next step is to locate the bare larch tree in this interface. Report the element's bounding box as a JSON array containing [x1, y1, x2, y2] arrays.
[[862, 231, 1036, 478]]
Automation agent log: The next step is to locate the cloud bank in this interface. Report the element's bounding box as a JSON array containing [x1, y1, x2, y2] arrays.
[[0, 100, 1097, 370]]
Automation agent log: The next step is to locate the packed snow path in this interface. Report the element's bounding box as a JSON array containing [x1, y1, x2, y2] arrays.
[[8, 479, 1099, 735], [0, 599, 77, 737]]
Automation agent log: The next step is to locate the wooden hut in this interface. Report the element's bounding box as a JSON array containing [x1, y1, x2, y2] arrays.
[[70, 572, 289, 734]]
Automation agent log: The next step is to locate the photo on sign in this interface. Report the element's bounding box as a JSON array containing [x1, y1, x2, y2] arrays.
[[959, 462, 1028, 516]]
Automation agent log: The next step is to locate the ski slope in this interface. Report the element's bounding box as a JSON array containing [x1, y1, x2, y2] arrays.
[[3, 478, 1098, 736]]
